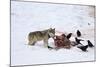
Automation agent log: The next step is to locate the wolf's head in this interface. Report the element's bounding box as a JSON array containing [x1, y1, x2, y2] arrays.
[[48, 28, 55, 38]]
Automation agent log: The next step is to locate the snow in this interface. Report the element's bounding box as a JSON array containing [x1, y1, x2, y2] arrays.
[[11, 1, 95, 66]]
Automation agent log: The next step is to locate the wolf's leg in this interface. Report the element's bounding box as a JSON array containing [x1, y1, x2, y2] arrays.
[[43, 39, 48, 48], [32, 42, 36, 45], [28, 41, 32, 45], [28, 40, 36, 45]]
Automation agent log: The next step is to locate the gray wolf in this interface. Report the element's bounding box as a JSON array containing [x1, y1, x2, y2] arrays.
[[28, 28, 55, 48]]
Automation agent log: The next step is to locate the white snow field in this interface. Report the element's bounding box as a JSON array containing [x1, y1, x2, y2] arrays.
[[11, 1, 95, 66]]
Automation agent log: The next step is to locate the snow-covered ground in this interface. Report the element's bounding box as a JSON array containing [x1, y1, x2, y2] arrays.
[[11, 1, 95, 66]]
